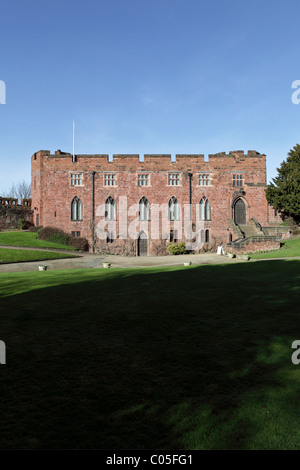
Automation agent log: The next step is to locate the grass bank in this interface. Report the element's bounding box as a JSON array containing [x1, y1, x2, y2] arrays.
[[249, 237, 300, 259], [0, 248, 79, 263], [0, 231, 76, 251]]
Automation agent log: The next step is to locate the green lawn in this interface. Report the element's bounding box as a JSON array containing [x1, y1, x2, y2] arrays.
[[249, 237, 300, 259], [0, 248, 79, 263], [0, 231, 76, 251], [0, 261, 300, 449]]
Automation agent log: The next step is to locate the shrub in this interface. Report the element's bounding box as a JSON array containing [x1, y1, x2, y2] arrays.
[[200, 243, 216, 253], [18, 218, 27, 230], [167, 242, 186, 255], [69, 237, 89, 251], [28, 225, 42, 233], [37, 226, 89, 251], [38, 227, 70, 245], [280, 218, 296, 226], [51, 233, 71, 245]]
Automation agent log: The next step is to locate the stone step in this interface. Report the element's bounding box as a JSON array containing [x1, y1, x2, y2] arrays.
[[239, 225, 259, 238]]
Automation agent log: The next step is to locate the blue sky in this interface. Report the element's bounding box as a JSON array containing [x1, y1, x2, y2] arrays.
[[1, 0, 300, 190]]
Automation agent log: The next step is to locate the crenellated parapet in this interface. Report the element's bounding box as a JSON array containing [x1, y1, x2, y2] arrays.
[[31, 149, 266, 167], [0, 197, 32, 208], [0, 197, 18, 206]]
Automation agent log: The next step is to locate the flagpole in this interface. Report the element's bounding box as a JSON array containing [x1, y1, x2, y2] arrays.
[[73, 120, 75, 162]]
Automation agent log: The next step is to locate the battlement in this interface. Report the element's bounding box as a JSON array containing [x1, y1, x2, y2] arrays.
[[32, 149, 265, 165], [0, 198, 33, 230], [209, 150, 264, 158], [0, 197, 32, 207]]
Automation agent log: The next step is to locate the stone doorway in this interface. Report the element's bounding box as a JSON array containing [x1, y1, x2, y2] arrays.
[[234, 198, 246, 225], [137, 231, 148, 256]]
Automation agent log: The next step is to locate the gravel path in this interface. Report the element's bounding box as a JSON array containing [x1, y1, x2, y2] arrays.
[[0, 252, 250, 273], [0, 248, 299, 273]]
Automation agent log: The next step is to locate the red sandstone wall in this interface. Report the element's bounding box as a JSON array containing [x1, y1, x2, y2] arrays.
[[31, 150, 269, 253], [230, 238, 281, 254], [0, 206, 33, 229], [267, 204, 284, 224]]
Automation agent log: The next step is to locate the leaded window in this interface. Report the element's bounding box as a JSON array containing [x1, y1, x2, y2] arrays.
[[168, 173, 180, 186], [71, 173, 83, 186], [105, 197, 116, 220], [104, 174, 116, 186], [199, 173, 210, 186], [139, 197, 150, 221], [169, 197, 180, 221], [199, 197, 211, 221], [71, 197, 82, 220], [138, 174, 149, 186], [233, 174, 244, 187]]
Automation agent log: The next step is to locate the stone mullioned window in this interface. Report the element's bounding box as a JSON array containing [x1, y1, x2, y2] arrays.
[[104, 173, 117, 186], [198, 173, 210, 186], [138, 174, 149, 186], [70, 173, 83, 186], [168, 173, 180, 186], [233, 174, 244, 187]]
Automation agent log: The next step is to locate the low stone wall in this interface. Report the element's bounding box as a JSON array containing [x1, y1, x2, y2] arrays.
[[264, 226, 294, 237], [0, 205, 33, 230], [228, 236, 281, 254]]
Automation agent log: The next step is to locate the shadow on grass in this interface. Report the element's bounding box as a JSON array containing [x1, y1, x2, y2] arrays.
[[0, 260, 300, 449]]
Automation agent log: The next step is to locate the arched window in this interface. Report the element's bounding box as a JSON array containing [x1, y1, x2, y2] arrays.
[[205, 230, 209, 243], [200, 197, 211, 221], [169, 197, 180, 221], [139, 197, 150, 221], [71, 197, 82, 220], [200, 198, 205, 221], [205, 200, 211, 220], [105, 197, 116, 220]]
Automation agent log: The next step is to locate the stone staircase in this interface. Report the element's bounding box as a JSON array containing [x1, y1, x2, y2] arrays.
[[227, 217, 281, 253], [239, 225, 258, 238]]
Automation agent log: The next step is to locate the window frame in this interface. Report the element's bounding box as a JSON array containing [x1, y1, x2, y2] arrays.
[[168, 172, 180, 186], [198, 173, 211, 186], [138, 173, 150, 187], [105, 196, 116, 221], [169, 196, 180, 221], [139, 197, 150, 221], [199, 197, 211, 221], [71, 197, 83, 221], [104, 173, 117, 187], [70, 172, 83, 187], [71, 231, 81, 237], [232, 173, 244, 187]]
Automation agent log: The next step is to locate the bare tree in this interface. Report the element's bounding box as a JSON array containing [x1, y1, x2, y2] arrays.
[[1, 180, 31, 203]]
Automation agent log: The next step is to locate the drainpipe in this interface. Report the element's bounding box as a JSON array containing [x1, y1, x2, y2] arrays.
[[188, 173, 193, 220], [92, 171, 95, 253]]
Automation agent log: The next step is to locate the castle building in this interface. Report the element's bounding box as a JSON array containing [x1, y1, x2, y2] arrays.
[[31, 149, 281, 255]]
